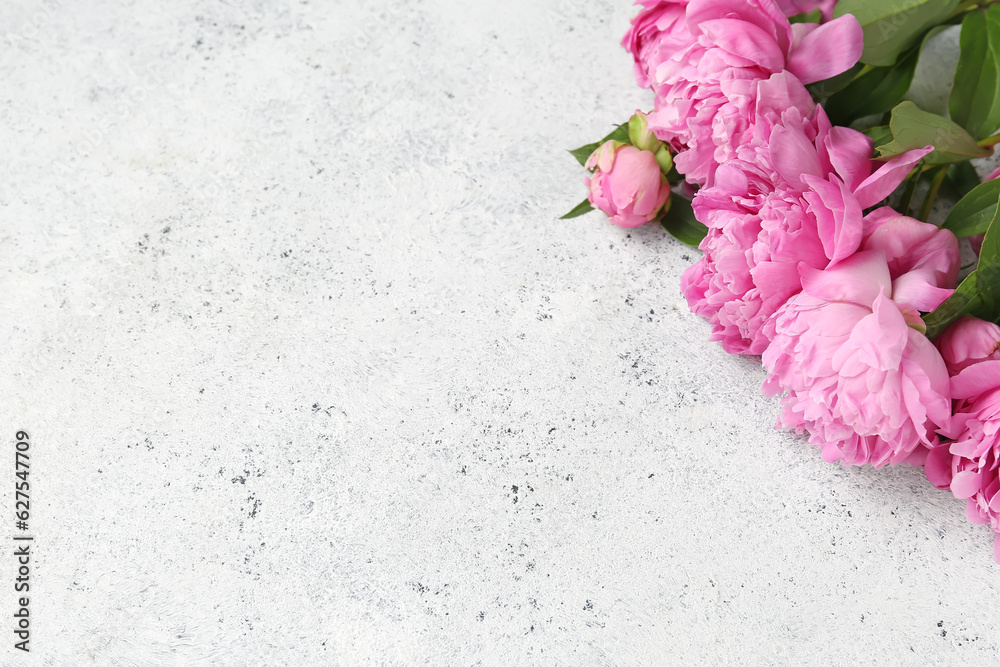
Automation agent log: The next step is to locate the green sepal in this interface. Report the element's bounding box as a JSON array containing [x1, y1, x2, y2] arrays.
[[654, 146, 674, 174], [628, 113, 661, 153]]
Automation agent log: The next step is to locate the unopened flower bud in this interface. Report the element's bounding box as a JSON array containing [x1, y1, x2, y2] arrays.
[[584, 140, 672, 228], [628, 111, 661, 153]]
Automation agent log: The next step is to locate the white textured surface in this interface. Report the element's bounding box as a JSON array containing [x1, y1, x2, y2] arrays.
[[1, 1, 999, 665]]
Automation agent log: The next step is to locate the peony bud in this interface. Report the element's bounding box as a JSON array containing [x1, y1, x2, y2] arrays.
[[584, 141, 672, 229], [628, 111, 662, 153]]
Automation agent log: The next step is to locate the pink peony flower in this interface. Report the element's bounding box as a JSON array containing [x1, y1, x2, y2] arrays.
[[621, 0, 834, 92], [622, 0, 694, 92], [644, 0, 863, 186], [762, 250, 954, 467], [584, 141, 671, 229], [935, 316, 1000, 375], [924, 317, 1000, 560], [859, 208, 960, 314], [680, 73, 932, 354]]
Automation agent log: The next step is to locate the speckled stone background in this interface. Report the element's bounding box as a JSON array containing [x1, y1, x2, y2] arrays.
[[1, 2, 998, 665]]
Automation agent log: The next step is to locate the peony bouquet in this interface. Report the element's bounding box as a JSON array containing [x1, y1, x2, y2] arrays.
[[566, 0, 1000, 560]]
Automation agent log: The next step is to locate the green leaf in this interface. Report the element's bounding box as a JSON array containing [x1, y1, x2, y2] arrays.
[[560, 199, 593, 220], [942, 160, 982, 201], [981, 261, 1000, 315], [824, 48, 921, 126], [950, 6, 1000, 140], [942, 178, 1000, 236], [862, 124, 894, 150], [789, 9, 822, 24], [604, 123, 630, 144], [926, 192, 1000, 337], [877, 101, 990, 163], [659, 195, 706, 247], [834, 0, 960, 67], [975, 211, 1000, 315], [924, 271, 983, 338], [568, 123, 630, 167], [568, 144, 600, 168], [808, 63, 865, 101], [981, 205, 1000, 266], [665, 162, 684, 185]]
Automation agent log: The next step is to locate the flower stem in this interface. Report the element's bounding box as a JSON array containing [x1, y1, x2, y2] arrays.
[[979, 133, 1000, 148], [919, 166, 949, 222], [899, 175, 919, 216], [951, 0, 998, 18]]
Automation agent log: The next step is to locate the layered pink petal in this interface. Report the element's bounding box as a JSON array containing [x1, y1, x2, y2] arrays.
[[802, 174, 863, 263], [766, 252, 950, 467], [687, 0, 792, 55], [825, 126, 874, 193], [799, 250, 892, 306], [860, 209, 960, 311], [951, 361, 1000, 400], [756, 70, 816, 117], [771, 125, 824, 185], [937, 317, 1000, 374], [890, 275, 954, 313], [925, 443, 955, 489], [698, 19, 787, 71]]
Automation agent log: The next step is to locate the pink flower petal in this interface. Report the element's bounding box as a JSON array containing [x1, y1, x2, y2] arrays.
[[687, 0, 792, 56], [825, 126, 874, 193], [786, 14, 864, 84], [952, 470, 984, 499], [891, 274, 954, 313], [756, 71, 815, 119], [925, 444, 954, 489], [770, 125, 823, 185], [698, 18, 786, 72], [968, 500, 990, 525], [799, 250, 892, 306], [937, 316, 1000, 373], [837, 292, 907, 372], [853, 147, 933, 209], [951, 361, 1000, 399], [802, 175, 864, 263]]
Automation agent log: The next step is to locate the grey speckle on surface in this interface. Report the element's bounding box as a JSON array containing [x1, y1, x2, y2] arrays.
[[1, 1, 999, 665]]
